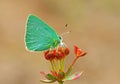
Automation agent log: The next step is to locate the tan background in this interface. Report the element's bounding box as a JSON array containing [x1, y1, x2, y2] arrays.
[[0, 0, 120, 84]]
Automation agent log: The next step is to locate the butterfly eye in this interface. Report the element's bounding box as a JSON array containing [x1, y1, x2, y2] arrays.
[[59, 36, 62, 40]]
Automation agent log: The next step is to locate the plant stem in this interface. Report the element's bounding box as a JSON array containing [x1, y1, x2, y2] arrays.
[[58, 59, 64, 71], [58, 60, 61, 70], [60, 59, 64, 71], [50, 61, 54, 71], [50, 60, 57, 71], [71, 57, 78, 67], [53, 60, 57, 71], [58, 81, 63, 84]]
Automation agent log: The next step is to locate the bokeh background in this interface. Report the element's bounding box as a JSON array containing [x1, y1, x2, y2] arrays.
[[0, 0, 120, 84]]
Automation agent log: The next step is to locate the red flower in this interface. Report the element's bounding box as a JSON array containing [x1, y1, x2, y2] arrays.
[[40, 45, 87, 83], [74, 45, 87, 58]]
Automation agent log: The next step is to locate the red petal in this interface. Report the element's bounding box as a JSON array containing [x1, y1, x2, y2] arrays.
[[76, 49, 83, 56], [74, 45, 79, 54], [80, 52, 87, 57]]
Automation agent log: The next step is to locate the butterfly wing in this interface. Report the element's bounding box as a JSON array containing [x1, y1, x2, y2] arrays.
[[25, 14, 60, 51]]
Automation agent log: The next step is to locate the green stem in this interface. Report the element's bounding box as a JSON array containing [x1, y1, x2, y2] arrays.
[[66, 65, 73, 77], [50, 61, 55, 71], [58, 81, 63, 84], [65, 57, 79, 76], [58, 60, 61, 70], [53, 60, 57, 71], [58, 59, 65, 71], [50, 60, 57, 71], [71, 57, 78, 67], [60, 59, 64, 71]]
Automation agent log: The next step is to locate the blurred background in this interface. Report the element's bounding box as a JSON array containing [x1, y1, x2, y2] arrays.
[[0, 0, 120, 84]]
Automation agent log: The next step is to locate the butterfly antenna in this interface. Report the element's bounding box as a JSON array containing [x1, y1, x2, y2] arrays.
[[60, 31, 71, 36], [65, 24, 68, 27], [60, 24, 71, 36]]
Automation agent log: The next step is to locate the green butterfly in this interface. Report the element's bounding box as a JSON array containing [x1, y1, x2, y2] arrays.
[[25, 14, 62, 51]]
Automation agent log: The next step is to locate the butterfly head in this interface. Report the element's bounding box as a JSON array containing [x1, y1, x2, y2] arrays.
[[59, 36, 63, 40], [58, 36, 65, 47]]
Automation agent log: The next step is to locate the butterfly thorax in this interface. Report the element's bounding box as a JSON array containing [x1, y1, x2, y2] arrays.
[[48, 36, 63, 49], [58, 36, 64, 47]]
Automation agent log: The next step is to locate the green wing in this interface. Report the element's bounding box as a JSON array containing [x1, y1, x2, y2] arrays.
[[25, 14, 60, 51]]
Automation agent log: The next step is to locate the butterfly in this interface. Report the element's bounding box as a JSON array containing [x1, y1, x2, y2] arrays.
[[25, 14, 63, 51]]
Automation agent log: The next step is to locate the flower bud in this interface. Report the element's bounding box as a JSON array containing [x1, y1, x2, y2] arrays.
[[44, 50, 49, 56], [44, 50, 56, 61], [55, 51, 64, 60], [57, 47, 69, 57], [64, 48, 69, 56]]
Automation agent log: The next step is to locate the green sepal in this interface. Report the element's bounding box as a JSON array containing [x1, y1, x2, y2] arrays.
[[46, 73, 56, 80]]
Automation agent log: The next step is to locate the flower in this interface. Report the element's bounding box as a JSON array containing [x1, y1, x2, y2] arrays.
[[69, 45, 87, 67], [40, 45, 87, 84], [74, 45, 87, 58]]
